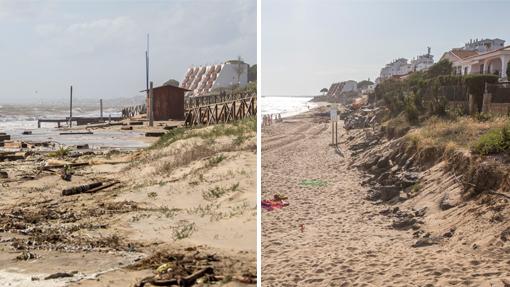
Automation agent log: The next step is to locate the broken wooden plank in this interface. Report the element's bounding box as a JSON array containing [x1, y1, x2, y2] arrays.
[[59, 131, 93, 135], [145, 131, 166, 137], [62, 182, 103, 196], [0, 135, 11, 141], [85, 181, 119, 193], [163, 125, 179, 131], [2, 140, 26, 149]]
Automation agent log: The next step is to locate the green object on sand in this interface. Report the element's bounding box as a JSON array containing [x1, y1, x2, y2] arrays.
[[299, 179, 327, 187]]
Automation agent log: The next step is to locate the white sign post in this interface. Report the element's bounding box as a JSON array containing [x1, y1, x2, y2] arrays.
[[330, 105, 338, 145]]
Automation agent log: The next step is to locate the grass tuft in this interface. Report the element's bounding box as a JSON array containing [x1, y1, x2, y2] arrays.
[[150, 117, 256, 150], [472, 126, 510, 155]]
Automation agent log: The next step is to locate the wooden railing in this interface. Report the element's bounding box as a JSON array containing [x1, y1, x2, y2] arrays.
[[184, 96, 256, 127], [184, 92, 255, 109]]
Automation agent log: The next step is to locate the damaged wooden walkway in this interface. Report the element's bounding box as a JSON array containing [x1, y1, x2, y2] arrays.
[[184, 96, 256, 127]]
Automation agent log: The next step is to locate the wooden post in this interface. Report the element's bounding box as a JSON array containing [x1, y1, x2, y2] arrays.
[[69, 85, 73, 127], [335, 121, 338, 145], [100, 99, 103, 120], [149, 81, 154, 127]]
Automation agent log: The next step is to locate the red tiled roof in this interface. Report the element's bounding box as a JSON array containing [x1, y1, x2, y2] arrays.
[[450, 49, 479, 59]]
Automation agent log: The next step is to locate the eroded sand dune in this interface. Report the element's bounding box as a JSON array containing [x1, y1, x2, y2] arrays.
[[262, 108, 510, 286]]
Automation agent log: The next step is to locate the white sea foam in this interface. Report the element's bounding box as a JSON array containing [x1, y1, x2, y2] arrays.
[[261, 96, 318, 118], [0, 104, 145, 149]]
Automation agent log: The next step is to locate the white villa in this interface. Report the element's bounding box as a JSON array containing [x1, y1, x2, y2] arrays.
[[181, 59, 249, 96], [377, 48, 435, 83], [441, 38, 509, 80]]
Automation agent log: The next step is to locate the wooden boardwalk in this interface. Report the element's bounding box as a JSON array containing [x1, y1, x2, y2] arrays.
[[38, 116, 123, 128], [184, 96, 256, 127]]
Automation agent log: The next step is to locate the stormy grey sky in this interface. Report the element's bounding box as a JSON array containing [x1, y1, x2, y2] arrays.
[[262, 0, 510, 96], [0, 0, 256, 104]]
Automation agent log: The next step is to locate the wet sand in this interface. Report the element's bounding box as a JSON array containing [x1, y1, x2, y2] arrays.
[[262, 107, 510, 286]]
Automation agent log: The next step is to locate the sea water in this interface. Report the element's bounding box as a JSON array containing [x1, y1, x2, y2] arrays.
[[261, 96, 318, 118], [0, 104, 148, 149]]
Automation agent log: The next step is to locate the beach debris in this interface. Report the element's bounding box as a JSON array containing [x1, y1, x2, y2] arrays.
[[262, 195, 289, 211], [0, 151, 26, 161], [366, 186, 400, 202], [16, 251, 38, 261], [76, 144, 89, 149], [44, 271, 77, 280], [136, 267, 214, 287], [60, 165, 74, 181], [0, 132, 11, 140], [299, 179, 327, 187], [62, 182, 102, 195], [62, 181, 119, 196], [22, 131, 32, 135], [412, 236, 441, 248], [0, 171, 8, 178], [59, 131, 93, 135], [128, 121, 144, 125], [164, 125, 179, 130], [300, 224, 304, 233], [43, 162, 89, 171], [156, 262, 176, 274], [121, 126, 133, 130], [2, 140, 28, 149], [132, 249, 256, 287], [145, 131, 166, 137]]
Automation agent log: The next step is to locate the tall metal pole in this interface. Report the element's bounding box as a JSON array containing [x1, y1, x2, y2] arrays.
[[146, 34, 149, 92], [69, 85, 73, 127], [100, 99, 103, 120], [146, 33, 150, 125]]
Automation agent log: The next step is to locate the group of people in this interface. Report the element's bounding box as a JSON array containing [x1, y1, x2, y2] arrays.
[[262, 113, 282, 126]]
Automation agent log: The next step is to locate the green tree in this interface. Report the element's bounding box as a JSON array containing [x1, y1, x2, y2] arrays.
[[427, 59, 453, 78], [163, 79, 179, 87], [320, 88, 328, 96], [357, 80, 374, 90]]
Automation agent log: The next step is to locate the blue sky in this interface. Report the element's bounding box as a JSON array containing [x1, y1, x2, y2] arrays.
[[262, 0, 510, 96], [0, 0, 256, 104]]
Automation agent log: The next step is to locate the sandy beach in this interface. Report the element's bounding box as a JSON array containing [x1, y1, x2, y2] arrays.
[[0, 118, 256, 286], [262, 106, 510, 286]]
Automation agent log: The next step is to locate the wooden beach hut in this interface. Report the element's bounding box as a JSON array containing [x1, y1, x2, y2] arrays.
[[147, 85, 190, 121]]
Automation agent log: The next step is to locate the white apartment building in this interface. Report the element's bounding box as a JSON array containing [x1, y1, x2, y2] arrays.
[[378, 48, 435, 82], [181, 60, 249, 97]]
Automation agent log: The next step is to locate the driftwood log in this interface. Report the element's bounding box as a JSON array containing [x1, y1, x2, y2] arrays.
[[62, 181, 119, 196], [135, 267, 213, 287], [62, 182, 102, 196], [43, 162, 89, 171]]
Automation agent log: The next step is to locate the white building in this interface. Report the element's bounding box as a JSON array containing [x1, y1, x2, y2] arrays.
[[379, 58, 411, 81], [378, 48, 435, 83], [326, 80, 358, 97], [441, 38, 510, 80], [463, 38, 505, 53], [361, 84, 376, 95], [181, 60, 249, 96]]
